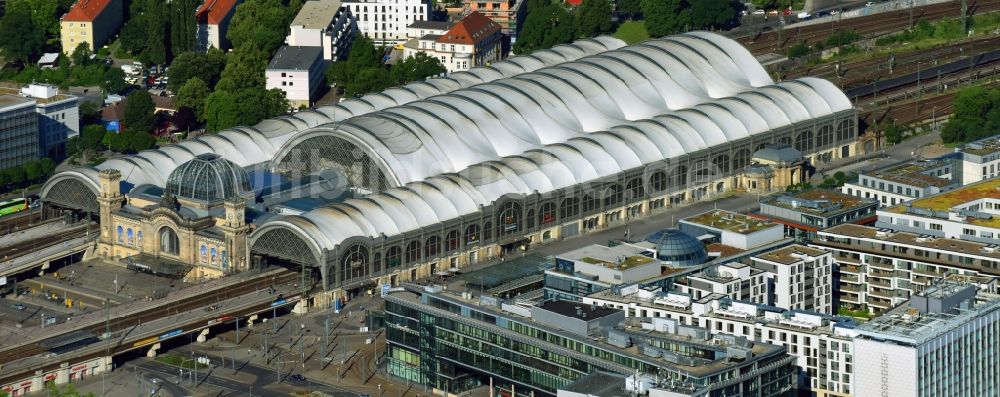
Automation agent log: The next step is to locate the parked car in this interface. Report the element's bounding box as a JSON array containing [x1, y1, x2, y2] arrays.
[[289, 374, 306, 381], [10, 303, 26, 310]]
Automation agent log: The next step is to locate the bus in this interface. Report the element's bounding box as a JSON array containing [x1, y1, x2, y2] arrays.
[[0, 198, 28, 217]]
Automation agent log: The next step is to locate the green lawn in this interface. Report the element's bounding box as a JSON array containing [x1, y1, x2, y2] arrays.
[[614, 21, 649, 45]]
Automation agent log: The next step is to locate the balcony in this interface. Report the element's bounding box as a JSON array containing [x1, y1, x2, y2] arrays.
[[839, 273, 860, 283], [868, 260, 894, 270], [868, 289, 893, 299], [869, 268, 894, 278], [912, 268, 942, 278], [839, 283, 862, 293], [866, 297, 892, 308], [870, 279, 892, 288], [840, 293, 862, 303], [840, 265, 862, 274]]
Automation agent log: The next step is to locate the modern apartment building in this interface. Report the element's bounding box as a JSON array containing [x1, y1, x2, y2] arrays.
[[386, 284, 798, 397], [841, 157, 959, 207], [195, 0, 242, 51], [877, 177, 1000, 245], [0, 95, 40, 170], [753, 188, 878, 242], [343, 0, 430, 45], [677, 262, 768, 303], [812, 223, 1000, 314], [59, 0, 124, 54], [752, 245, 834, 314], [265, 46, 327, 108], [852, 281, 1000, 397], [955, 135, 1000, 184], [465, 0, 525, 40], [22, 85, 79, 160], [544, 243, 657, 302], [402, 11, 501, 72], [286, 0, 356, 61], [679, 210, 784, 251], [582, 289, 858, 396]]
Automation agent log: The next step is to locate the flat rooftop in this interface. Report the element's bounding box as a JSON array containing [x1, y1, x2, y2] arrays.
[[268, 46, 322, 70], [0, 94, 35, 111], [959, 135, 1000, 156], [819, 223, 1000, 261], [863, 160, 955, 188], [887, 178, 1000, 227], [291, 0, 343, 30], [753, 244, 827, 265], [560, 244, 654, 270], [0, 87, 74, 105], [683, 210, 776, 234], [559, 372, 624, 397], [764, 188, 876, 217], [537, 299, 621, 321], [855, 284, 1000, 345]]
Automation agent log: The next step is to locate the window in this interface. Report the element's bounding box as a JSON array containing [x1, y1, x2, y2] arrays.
[[464, 224, 479, 245], [539, 202, 556, 225], [405, 240, 421, 263], [425, 236, 440, 258], [445, 230, 459, 251], [386, 246, 402, 268], [930, 223, 942, 231], [963, 228, 976, 236], [649, 171, 668, 192], [117, 226, 124, 243]]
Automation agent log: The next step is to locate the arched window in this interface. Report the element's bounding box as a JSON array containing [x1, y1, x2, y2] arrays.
[[539, 202, 556, 225], [795, 130, 814, 152], [625, 178, 644, 201], [713, 154, 730, 175], [464, 224, 480, 245], [385, 246, 401, 268], [497, 202, 521, 237], [446, 230, 460, 251], [671, 165, 688, 187], [560, 197, 579, 218], [210, 247, 217, 265], [837, 120, 852, 142], [200, 245, 208, 263], [127, 228, 134, 245], [693, 159, 711, 183], [137, 231, 143, 245], [342, 244, 369, 282], [526, 209, 535, 229], [117, 226, 124, 243], [649, 171, 667, 192], [755, 143, 768, 152], [425, 236, 440, 258], [817, 125, 834, 147], [604, 184, 622, 207], [373, 253, 382, 273], [483, 222, 493, 241], [582, 194, 599, 213], [778, 136, 792, 145], [159, 228, 179, 255], [733, 149, 751, 171], [405, 241, 421, 263]]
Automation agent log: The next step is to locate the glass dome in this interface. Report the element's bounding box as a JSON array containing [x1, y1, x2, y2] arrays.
[[644, 228, 708, 267], [165, 153, 251, 203]]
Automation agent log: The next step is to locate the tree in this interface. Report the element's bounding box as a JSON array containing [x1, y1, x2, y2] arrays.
[[169, 0, 199, 55], [102, 67, 129, 95], [390, 53, 446, 85], [616, 0, 642, 19], [39, 157, 56, 178], [514, 0, 575, 54], [234, 87, 288, 126], [123, 91, 156, 134], [171, 106, 198, 132], [23, 160, 42, 182], [641, 0, 689, 38], [176, 77, 211, 120], [81, 124, 107, 151], [139, 0, 168, 65], [0, 6, 45, 62], [574, 0, 613, 38], [218, 42, 268, 91], [71, 43, 93, 66], [227, 0, 293, 56], [118, 16, 150, 56], [167, 49, 227, 91], [203, 90, 239, 132], [941, 86, 1000, 144], [689, 0, 735, 30], [750, 0, 780, 10], [125, 129, 156, 152]]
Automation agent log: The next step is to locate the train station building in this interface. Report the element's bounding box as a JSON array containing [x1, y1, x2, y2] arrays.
[[41, 32, 858, 307]]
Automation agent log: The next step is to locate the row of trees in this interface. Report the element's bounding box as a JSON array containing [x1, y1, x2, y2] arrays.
[[325, 35, 446, 98], [0, 45, 129, 95], [941, 86, 1000, 144], [0, 158, 57, 191], [515, 0, 738, 55]]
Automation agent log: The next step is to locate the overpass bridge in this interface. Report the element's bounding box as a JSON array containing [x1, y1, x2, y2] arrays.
[[0, 224, 93, 279], [0, 268, 309, 395]]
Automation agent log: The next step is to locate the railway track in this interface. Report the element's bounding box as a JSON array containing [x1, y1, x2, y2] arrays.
[[0, 269, 298, 366], [0, 225, 92, 261], [741, 0, 1000, 55]]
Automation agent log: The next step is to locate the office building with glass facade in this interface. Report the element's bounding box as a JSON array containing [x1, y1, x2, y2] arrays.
[[386, 284, 797, 397]]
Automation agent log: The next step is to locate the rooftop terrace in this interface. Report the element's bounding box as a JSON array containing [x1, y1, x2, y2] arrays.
[[854, 282, 1000, 345], [887, 178, 1000, 227], [818, 223, 1000, 261], [765, 188, 876, 217], [754, 244, 827, 265], [684, 210, 776, 234], [959, 136, 1000, 156], [863, 160, 955, 189]]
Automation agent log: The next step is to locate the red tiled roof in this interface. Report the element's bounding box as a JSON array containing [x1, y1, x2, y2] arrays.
[[436, 11, 500, 45], [62, 0, 116, 22], [195, 0, 239, 25]]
